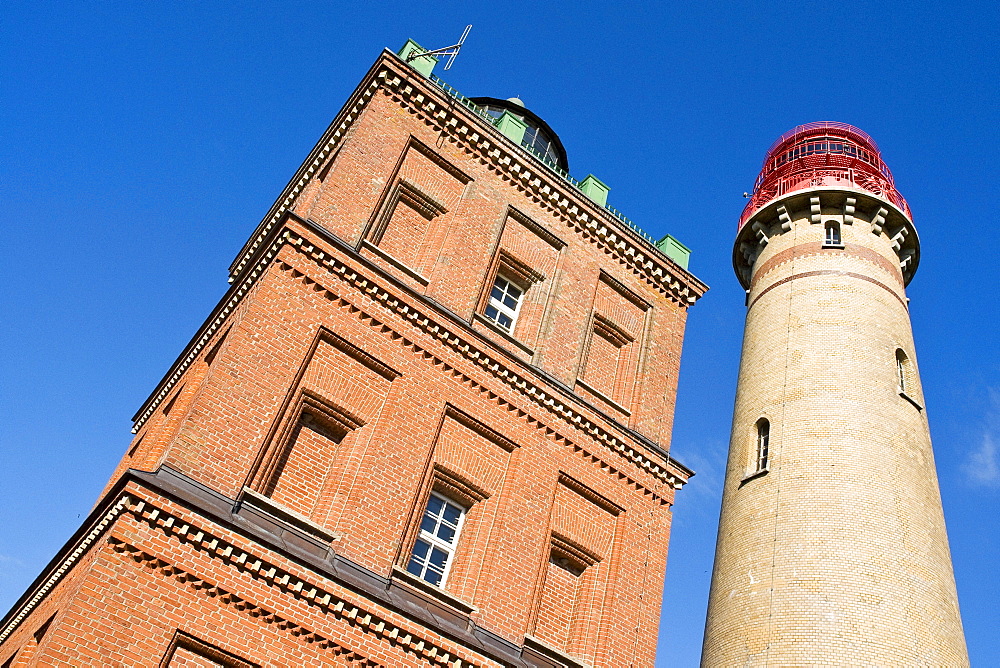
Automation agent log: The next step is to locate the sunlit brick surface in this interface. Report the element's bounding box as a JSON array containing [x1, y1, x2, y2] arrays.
[[1, 50, 706, 667]]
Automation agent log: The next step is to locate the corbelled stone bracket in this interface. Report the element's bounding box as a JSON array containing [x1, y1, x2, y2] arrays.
[[871, 207, 888, 235], [777, 205, 792, 232], [752, 221, 770, 246], [844, 197, 856, 224]]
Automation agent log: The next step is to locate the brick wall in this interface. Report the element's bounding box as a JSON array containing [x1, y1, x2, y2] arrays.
[[2, 50, 705, 667]]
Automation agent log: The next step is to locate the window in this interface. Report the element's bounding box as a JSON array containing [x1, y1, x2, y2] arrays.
[[755, 419, 770, 472], [896, 348, 912, 393], [406, 492, 466, 587], [824, 221, 841, 246], [520, 123, 560, 166], [478, 234, 555, 348], [896, 351, 906, 391], [479, 104, 563, 167], [895, 348, 923, 409], [484, 274, 524, 333]]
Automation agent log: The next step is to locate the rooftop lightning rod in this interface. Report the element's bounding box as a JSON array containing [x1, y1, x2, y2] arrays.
[[406, 25, 472, 70]]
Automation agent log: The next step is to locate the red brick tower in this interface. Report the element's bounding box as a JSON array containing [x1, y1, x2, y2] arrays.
[[1, 43, 706, 667]]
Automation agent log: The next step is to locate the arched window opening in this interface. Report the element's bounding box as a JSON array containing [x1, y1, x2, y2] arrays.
[[895, 348, 923, 410], [896, 348, 912, 393], [755, 419, 770, 472], [824, 221, 841, 246]]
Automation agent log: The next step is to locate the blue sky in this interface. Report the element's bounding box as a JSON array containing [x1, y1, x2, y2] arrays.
[[1, 2, 997, 665]]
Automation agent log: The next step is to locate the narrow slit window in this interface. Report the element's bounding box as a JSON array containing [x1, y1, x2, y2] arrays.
[[824, 221, 841, 246], [896, 348, 912, 393], [484, 275, 524, 333], [406, 492, 467, 587], [755, 419, 770, 472]]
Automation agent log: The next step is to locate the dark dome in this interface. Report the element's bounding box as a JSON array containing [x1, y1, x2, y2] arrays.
[[470, 97, 569, 172]]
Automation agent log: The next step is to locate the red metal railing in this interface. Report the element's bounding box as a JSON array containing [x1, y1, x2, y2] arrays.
[[739, 122, 911, 229]]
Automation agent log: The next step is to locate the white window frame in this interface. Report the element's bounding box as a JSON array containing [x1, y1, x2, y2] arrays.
[[756, 420, 770, 472], [406, 491, 467, 587], [484, 274, 524, 333], [824, 221, 842, 246]]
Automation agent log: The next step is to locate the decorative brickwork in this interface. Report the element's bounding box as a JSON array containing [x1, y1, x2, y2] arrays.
[[1, 48, 705, 667]]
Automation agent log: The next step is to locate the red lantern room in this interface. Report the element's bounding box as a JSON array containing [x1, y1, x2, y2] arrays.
[[739, 121, 911, 229]]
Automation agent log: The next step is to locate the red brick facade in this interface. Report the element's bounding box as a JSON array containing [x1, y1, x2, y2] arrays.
[[1, 48, 706, 667]]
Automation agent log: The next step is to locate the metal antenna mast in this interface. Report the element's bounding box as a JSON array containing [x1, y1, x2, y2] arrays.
[[406, 25, 472, 70]]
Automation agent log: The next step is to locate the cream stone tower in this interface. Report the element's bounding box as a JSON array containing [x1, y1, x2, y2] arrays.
[[702, 122, 968, 666]]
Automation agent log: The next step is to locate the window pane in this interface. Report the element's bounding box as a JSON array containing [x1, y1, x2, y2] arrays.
[[424, 567, 443, 587], [485, 274, 524, 332], [437, 525, 456, 544], [412, 538, 430, 560], [443, 504, 462, 524], [409, 494, 468, 587], [429, 546, 449, 569]]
